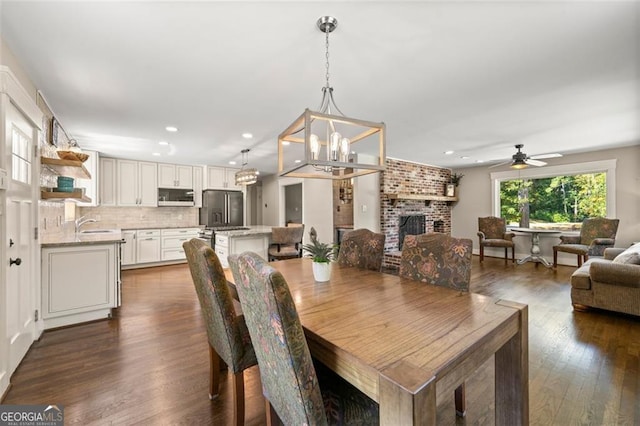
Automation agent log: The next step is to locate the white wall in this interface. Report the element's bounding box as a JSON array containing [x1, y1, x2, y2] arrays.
[[353, 155, 381, 232], [452, 145, 640, 265]]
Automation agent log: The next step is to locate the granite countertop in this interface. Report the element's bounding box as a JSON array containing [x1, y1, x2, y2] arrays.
[[214, 225, 275, 237], [122, 225, 204, 231], [40, 229, 123, 247]]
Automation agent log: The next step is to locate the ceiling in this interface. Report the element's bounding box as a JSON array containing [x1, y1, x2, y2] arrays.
[[2, 1, 639, 176]]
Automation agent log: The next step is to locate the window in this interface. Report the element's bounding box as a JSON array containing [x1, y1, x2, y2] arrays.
[[491, 160, 616, 231], [11, 126, 32, 185]]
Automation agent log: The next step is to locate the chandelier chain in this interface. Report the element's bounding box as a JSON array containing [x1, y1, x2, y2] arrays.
[[325, 28, 330, 88]]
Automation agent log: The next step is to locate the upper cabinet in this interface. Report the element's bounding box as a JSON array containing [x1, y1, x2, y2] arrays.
[[206, 166, 242, 191], [117, 160, 157, 206], [158, 163, 193, 189], [193, 166, 203, 208], [99, 157, 117, 206]]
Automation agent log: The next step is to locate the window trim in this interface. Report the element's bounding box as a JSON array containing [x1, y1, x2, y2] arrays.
[[490, 159, 617, 222]]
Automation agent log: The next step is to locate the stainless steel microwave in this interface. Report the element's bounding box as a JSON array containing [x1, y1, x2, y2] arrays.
[[158, 188, 194, 206]]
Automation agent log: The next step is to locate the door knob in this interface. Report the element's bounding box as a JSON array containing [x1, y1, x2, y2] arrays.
[[10, 257, 22, 266]]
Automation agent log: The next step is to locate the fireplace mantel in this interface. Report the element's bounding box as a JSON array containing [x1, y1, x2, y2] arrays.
[[385, 193, 458, 206]]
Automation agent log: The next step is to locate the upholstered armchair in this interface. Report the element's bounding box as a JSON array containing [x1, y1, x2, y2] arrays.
[[337, 228, 386, 271], [183, 239, 258, 426], [477, 216, 516, 263], [399, 233, 473, 416], [228, 252, 379, 425], [268, 225, 305, 261], [553, 217, 620, 267]]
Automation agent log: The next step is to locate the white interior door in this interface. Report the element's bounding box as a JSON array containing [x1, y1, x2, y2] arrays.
[[5, 101, 37, 377]]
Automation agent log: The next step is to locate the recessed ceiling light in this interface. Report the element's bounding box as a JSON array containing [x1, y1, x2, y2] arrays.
[[229, 161, 237, 165], [460, 156, 469, 159], [476, 160, 484, 163], [165, 126, 178, 132], [444, 150, 454, 155], [152, 152, 161, 156], [294, 159, 301, 163], [158, 141, 169, 146], [282, 141, 290, 146], [242, 133, 253, 139]]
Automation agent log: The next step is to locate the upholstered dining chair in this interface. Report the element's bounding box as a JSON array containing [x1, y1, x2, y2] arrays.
[[553, 217, 620, 268], [183, 239, 257, 426], [268, 225, 305, 261], [477, 216, 516, 263], [399, 233, 473, 417], [337, 228, 386, 271], [228, 252, 379, 425]]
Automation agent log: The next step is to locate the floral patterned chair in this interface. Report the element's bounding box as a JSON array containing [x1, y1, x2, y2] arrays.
[[228, 252, 379, 425], [183, 239, 258, 426], [399, 233, 473, 417], [553, 217, 620, 268], [268, 225, 305, 261], [477, 216, 516, 263], [337, 228, 386, 271]]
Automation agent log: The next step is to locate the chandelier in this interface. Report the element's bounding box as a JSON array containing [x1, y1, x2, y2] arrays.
[[235, 149, 259, 185], [278, 16, 386, 180]]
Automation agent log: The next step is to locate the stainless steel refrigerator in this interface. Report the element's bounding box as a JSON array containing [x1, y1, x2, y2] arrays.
[[200, 190, 244, 228]]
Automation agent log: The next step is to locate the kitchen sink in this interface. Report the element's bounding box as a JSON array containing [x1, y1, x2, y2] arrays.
[[79, 229, 119, 234]]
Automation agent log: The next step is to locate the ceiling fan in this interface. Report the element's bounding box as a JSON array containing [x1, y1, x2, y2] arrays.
[[489, 144, 562, 169]]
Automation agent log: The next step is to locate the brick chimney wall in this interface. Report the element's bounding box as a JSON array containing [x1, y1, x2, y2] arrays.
[[380, 158, 453, 269]]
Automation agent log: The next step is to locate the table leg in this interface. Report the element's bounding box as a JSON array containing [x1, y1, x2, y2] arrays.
[[380, 363, 436, 425], [517, 232, 554, 268], [495, 303, 529, 425]]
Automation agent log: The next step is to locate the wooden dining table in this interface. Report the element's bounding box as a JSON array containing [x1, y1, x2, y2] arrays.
[[226, 257, 528, 425]]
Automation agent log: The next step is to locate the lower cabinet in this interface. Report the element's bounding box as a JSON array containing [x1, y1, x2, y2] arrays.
[[41, 242, 121, 329], [136, 229, 161, 264], [215, 233, 269, 268], [161, 228, 200, 261], [122, 227, 201, 268]]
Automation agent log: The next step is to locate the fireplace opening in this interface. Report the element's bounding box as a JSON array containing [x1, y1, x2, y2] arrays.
[[398, 215, 426, 250]]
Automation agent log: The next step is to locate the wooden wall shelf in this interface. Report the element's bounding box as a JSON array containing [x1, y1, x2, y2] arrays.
[[41, 190, 91, 203], [41, 157, 91, 180], [386, 193, 458, 206]]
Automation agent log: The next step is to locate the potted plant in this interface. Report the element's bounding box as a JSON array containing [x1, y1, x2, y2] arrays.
[[302, 228, 336, 282], [450, 172, 464, 186]]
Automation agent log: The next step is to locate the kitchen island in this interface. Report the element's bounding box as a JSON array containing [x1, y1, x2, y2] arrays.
[[214, 225, 273, 268], [40, 229, 123, 329]]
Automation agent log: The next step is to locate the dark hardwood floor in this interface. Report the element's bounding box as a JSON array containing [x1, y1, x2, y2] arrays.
[[4, 256, 639, 425]]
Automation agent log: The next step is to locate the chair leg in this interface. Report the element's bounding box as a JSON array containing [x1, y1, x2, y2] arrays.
[[455, 383, 466, 417], [479, 245, 484, 262], [232, 371, 245, 426], [265, 399, 279, 426], [504, 247, 508, 263], [553, 248, 558, 268], [577, 254, 583, 267], [511, 245, 515, 263], [209, 345, 221, 400], [584, 253, 589, 263]]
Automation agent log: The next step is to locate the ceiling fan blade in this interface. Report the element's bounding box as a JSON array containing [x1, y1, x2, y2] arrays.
[[525, 159, 547, 167], [488, 160, 511, 169], [530, 153, 562, 160]]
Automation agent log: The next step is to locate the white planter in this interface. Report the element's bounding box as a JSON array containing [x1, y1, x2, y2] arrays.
[[312, 261, 331, 282]]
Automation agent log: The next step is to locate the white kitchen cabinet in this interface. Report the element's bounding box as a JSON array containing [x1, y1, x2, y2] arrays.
[[121, 230, 137, 265], [136, 229, 161, 263], [76, 150, 98, 207], [117, 160, 157, 206], [193, 166, 203, 208], [99, 157, 117, 206], [158, 163, 193, 189], [41, 242, 120, 329], [206, 166, 242, 191], [214, 231, 269, 268], [161, 228, 200, 261]]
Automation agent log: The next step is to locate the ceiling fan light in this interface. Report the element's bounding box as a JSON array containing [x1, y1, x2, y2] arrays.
[[511, 159, 528, 169]]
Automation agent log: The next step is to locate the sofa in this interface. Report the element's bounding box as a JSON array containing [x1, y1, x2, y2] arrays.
[[570, 243, 640, 316]]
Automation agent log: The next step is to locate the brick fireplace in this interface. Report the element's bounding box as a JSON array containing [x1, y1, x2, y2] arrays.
[[380, 158, 453, 270]]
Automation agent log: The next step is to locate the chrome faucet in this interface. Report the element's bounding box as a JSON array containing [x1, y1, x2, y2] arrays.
[[75, 216, 97, 233]]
